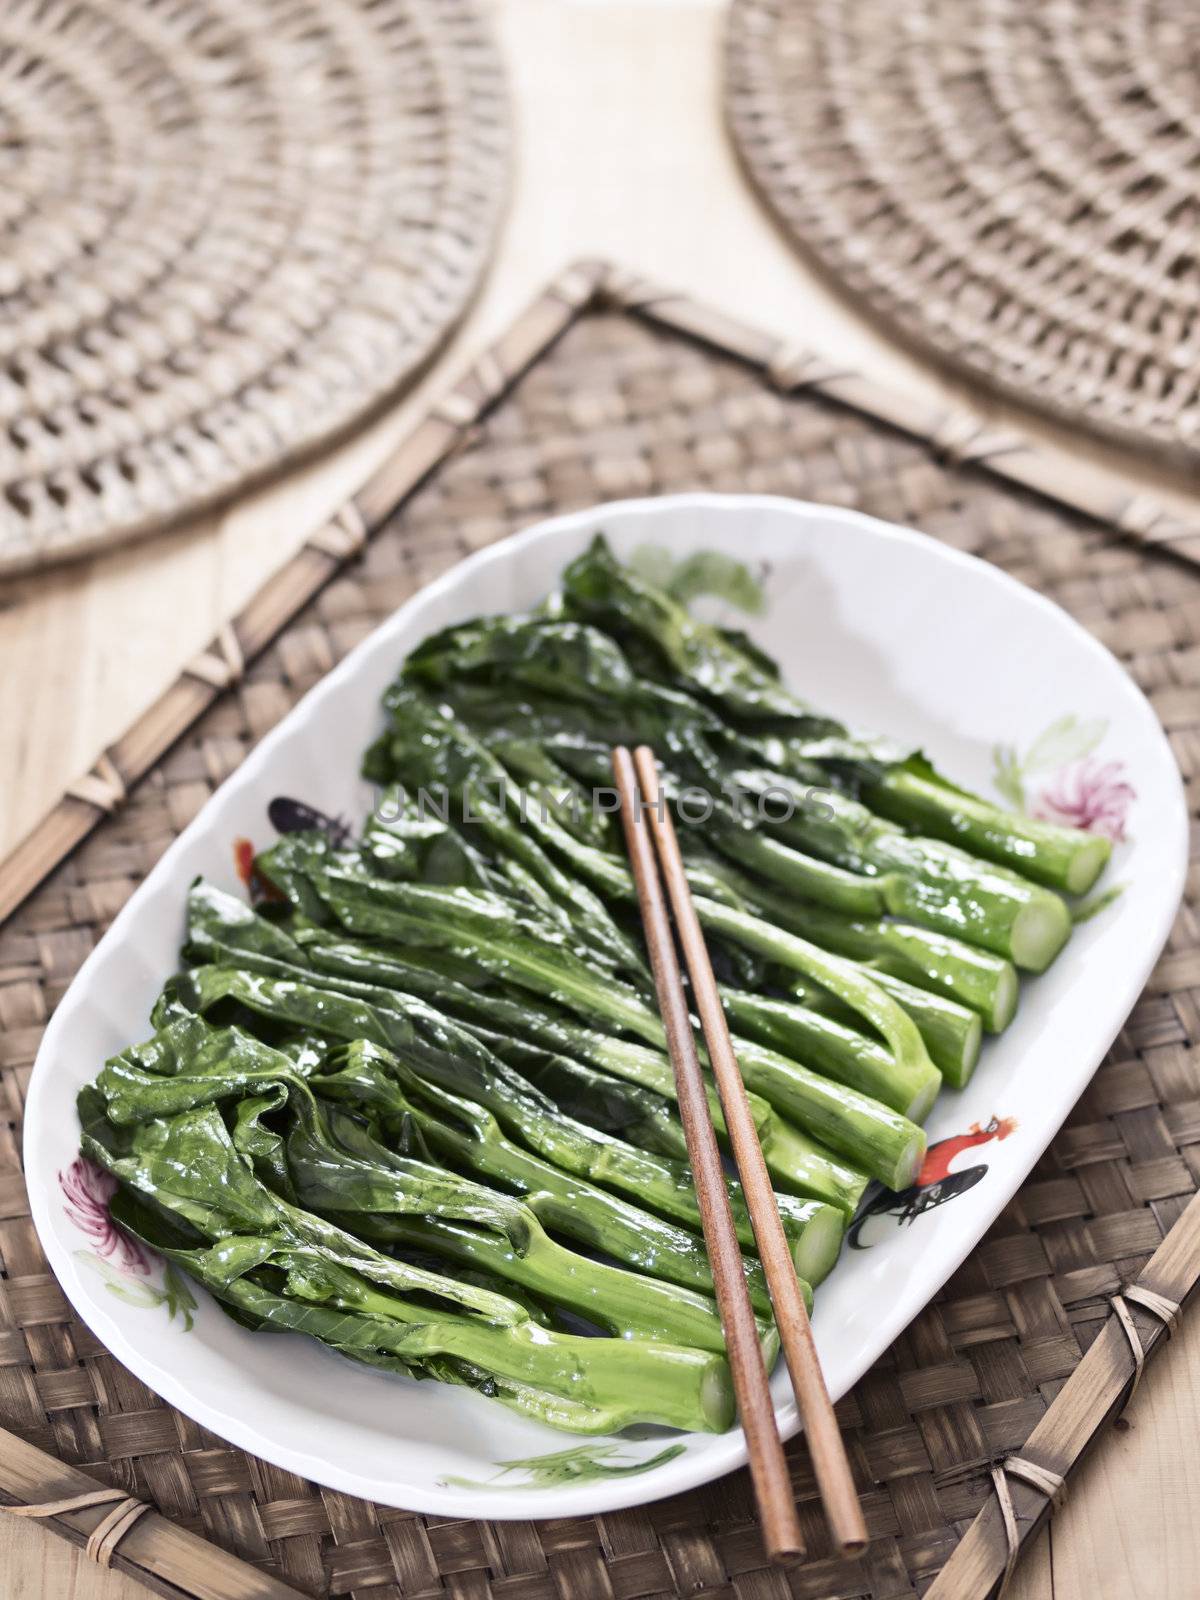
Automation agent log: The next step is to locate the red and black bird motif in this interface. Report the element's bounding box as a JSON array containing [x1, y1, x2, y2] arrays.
[[849, 1116, 1018, 1249]]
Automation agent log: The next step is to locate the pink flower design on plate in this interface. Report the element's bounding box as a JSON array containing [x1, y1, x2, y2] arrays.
[[1031, 756, 1135, 842], [59, 1157, 150, 1274]]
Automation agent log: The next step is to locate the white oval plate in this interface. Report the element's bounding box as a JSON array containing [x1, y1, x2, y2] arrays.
[[25, 494, 1187, 1521]]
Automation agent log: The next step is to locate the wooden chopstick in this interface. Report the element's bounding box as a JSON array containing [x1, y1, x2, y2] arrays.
[[629, 745, 869, 1559], [611, 746, 804, 1564]]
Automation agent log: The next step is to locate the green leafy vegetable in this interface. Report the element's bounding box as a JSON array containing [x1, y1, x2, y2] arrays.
[[75, 532, 1107, 1438]]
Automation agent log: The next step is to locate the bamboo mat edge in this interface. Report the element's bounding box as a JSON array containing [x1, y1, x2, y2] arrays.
[[4, 258, 1200, 1600], [1, 1427, 306, 1600]]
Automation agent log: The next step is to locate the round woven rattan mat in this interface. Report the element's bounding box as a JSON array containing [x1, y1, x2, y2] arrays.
[[725, 0, 1200, 466], [0, 0, 508, 576]]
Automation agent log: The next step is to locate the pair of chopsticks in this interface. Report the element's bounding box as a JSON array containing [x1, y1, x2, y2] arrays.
[[612, 745, 867, 1563]]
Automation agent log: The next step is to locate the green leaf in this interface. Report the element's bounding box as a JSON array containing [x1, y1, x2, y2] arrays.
[[74, 1250, 165, 1310], [561, 535, 803, 720], [1023, 715, 1107, 774], [442, 1441, 686, 1489], [665, 551, 766, 615], [629, 543, 767, 615], [625, 542, 676, 591], [1070, 883, 1125, 924], [991, 744, 1026, 811], [162, 1261, 198, 1330]]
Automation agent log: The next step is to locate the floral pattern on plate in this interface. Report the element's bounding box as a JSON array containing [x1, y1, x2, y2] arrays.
[[992, 714, 1135, 841], [60, 1158, 196, 1331]]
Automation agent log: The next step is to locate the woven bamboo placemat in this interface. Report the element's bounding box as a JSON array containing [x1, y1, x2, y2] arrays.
[[2, 261, 1200, 1600], [0, 0, 508, 577], [724, 0, 1200, 469]]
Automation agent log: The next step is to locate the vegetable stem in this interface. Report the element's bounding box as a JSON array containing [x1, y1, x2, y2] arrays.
[[869, 768, 1112, 896]]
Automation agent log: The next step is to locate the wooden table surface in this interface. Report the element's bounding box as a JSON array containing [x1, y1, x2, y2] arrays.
[[3, 3, 1197, 1596]]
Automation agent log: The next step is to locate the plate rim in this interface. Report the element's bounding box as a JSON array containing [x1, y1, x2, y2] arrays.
[[23, 491, 1189, 1519]]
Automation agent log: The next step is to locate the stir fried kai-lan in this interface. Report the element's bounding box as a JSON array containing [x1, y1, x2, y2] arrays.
[[78, 536, 1109, 1434]]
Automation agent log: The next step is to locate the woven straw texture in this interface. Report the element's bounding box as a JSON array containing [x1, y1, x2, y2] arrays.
[[2, 287, 1199, 1599], [725, 0, 1200, 468], [0, 0, 508, 576]]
